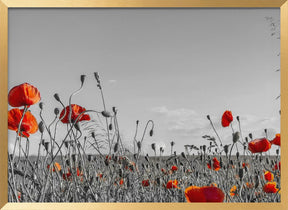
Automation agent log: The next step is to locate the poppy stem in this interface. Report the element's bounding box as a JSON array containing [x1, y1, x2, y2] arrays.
[[208, 118, 223, 147]]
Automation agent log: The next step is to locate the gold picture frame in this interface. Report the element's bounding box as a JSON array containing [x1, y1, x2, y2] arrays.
[[0, 0, 288, 209]]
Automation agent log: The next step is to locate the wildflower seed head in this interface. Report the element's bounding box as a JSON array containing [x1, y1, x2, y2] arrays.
[[38, 121, 44, 133]]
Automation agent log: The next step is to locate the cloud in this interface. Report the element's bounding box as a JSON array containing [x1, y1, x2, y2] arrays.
[[151, 106, 208, 137], [108, 79, 117, 84]]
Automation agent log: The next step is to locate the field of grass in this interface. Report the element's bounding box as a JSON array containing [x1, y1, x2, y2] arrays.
[[7, 73, 281, 203]]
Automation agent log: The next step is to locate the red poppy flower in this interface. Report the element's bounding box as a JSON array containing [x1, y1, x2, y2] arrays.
[[263, 182, 278, 193], [212, 158, 221, 171], [274, 162, 281, 171], [271, 133, 280, 146], [248, 138, 271, 153], [264, 171, 274, 181], [60, 104, 90, 123], [47, 162, 61, 172], [119, 178, 124, 185], [230, 185, 237, 196], [8, 83, 41, 107], [8, 108, 38, 137], [185, 186, 224, 202], [207, 163, 212, 169], [221, 110, 233, 127], [171, 165, 178, 172], [166, 180, 179, 189], [142, 179, 150, 187], [62, 171, 72, 180]]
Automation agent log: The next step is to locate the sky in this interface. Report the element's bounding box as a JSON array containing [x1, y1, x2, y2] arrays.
[[8, 8, 280, 156]]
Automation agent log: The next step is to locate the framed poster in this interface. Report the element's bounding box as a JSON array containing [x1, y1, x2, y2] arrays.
[[0, 0, 288, 210]]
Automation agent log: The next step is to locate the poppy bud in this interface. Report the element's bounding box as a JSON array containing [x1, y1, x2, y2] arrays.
[[38, 121, 45, 133], [151, 143, 156, 151], [133, 154, 137, 160], [174, 151, 177, 156], [181, 152, 187, 160], [74, 122, 81, 131], [244, 145, 247, 150], [156, 163, 159, 170], [94, 72, 100, 83], [72, 154, 76, 162], [54, 108, 60, 115], [136, 120, 139, 125], [39, 102, 44, 110], [44, 142, 49, 151], [239, 168, 244, 180], [142, 163, 145, 170], [255, 176, 259, 189], [91, 132, 96, 139], [113, 143, 118, 153], [233, 132, 240, 143], [174, 158, 179, 165], [88, 155, 92, 162], [53, 93, 61, 102], [149, 129, 153, 137], [171, 141, 175, 146], [101, 111, 111, 118], [145, 155, 149, 163], [207, 115, 211, 120], [203, 145, 206, 152], [104, 159, 109, 166], [249, 133, 253, 139], [220, 157, 223, 168], [236, 152, 239, 160], [112, 107, 117, 114], [245, 137, 248, 143], [230, 160, 233, 166], [109, 123, 113, 130], [236, 116, 240, 121], [66, 159, 70, 166], [80, 75, 86, 85], [224, 145, 229, 155], [137, 141, 141, 151], [276, 149, 279, 155], [64, 141, 69, 149], [156, 177, 160, 185]]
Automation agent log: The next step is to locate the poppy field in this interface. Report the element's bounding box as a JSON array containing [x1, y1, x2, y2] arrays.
[[7, 73, 281, 203]]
